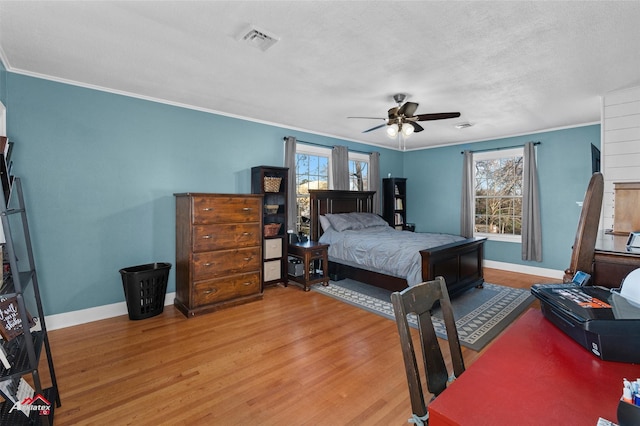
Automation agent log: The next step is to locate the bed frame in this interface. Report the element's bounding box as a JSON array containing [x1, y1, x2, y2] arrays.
[[309, 190, 485, 297]]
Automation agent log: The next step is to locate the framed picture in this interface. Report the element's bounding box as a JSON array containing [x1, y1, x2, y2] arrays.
[[0, 297, 35, 341]]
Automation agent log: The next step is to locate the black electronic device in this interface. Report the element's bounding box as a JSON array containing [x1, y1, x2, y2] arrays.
[[531, 280, 640, 363], [627, 231, 640, 253]]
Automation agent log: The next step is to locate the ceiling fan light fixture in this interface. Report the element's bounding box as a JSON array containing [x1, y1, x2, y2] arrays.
[[401, 123, 414, 137], [386, 123, 399, 138]]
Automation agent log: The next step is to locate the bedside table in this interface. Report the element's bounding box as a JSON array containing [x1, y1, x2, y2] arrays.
[[287, 241, 330, 291]]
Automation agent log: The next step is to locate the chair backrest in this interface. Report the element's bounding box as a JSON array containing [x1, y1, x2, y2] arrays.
[[391, 276, 465, 421], [564, 172, 604, 282]]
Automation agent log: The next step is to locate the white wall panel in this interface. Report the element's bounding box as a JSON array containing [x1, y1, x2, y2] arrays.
[[602, 86, 640, 232]]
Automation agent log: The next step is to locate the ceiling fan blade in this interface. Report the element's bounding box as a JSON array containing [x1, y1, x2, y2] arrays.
[[408, 122, 424, 133], [398, 102, 419, 117], [415, 112, 461, 121], [362, 123, 388, 133], [347, 116, 387, 120], [388, 106, 399, 119]]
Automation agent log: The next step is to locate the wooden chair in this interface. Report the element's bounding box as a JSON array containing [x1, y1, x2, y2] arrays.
[[391, 277, 465, 425], [563, 172, 604, 282]]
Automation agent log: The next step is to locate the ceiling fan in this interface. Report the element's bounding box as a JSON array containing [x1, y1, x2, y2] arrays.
[[349, 93, 461, 138]]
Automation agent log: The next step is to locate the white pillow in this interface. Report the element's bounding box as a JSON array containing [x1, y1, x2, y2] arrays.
[[319, 215, 332, 232]]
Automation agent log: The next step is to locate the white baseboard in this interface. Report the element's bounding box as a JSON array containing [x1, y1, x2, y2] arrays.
[[45, 292, 176, 331], [483, 260, 564, 280], [45, 261, 564, 330]]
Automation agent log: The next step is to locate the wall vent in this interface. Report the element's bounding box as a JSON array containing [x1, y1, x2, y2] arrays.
[[238, 25, 280, 52]]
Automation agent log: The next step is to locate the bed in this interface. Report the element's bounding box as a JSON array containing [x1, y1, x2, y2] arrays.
[[309, 190, 485, 297]]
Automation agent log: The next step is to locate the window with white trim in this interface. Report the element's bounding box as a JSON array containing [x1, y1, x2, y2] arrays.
[[473, 147, 523, 242], [294, 145, 369, 236]]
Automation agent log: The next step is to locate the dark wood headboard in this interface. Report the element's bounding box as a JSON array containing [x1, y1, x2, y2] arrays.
[[309, 190, 376, 241]]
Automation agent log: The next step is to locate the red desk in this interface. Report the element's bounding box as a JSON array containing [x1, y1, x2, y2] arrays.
[[428, 309, 640, 426]]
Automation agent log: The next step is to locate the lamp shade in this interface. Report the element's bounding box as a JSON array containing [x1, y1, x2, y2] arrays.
[[386, 123, 399, 138], [402, 123, 414, 137]]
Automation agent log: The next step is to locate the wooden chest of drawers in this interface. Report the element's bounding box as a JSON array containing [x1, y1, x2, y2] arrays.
[[174, 193, 263, 317]]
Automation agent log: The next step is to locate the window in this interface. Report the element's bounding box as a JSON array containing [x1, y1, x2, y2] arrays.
[[295, 145, 330, 236], [294, 145, 369, 236], [349, 152, 369, 191], [473, 148, 523, 242]]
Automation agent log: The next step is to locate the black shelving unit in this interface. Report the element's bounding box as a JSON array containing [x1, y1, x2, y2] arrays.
[[251, 166, 288, 288], [383, 177, 408, 230], [0, 177, 60, 425]]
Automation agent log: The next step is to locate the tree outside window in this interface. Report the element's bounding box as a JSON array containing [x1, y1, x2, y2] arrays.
[[295, 152, 329, 236], [349, 153, 369, 191], [473, 148, 523, 241]]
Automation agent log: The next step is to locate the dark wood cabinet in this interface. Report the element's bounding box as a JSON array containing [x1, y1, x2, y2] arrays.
[[174, 193, 263, 317], [383, 177, 408, 230], [251, 166, 288, 288], [593, 232, 640, 288]]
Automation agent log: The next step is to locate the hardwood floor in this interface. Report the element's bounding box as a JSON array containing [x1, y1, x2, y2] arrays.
[[43, 268, 558, 425]]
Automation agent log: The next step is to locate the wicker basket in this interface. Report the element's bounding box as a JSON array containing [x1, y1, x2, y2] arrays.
[[264, 204, 279, 214], [264, 223, 282, 237], [263, 177, 282, 192]]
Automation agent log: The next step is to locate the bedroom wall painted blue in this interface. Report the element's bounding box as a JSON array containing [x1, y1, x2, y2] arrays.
[[5, 73, 403, 316], [3, 66, 599, 316], [404, 125, 600, 272], [0, 61, 6, 105]]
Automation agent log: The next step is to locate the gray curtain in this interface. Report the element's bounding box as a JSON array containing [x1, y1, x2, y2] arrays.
[[284, 136, 297, 233], [522, 142, 542, 261], [369, 151, 381, 214], [332, 145, 349, 190], [460, 150, 474, 238]]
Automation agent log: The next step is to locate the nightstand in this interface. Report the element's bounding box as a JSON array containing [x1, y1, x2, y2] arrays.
[[287, 241, 329, 291]]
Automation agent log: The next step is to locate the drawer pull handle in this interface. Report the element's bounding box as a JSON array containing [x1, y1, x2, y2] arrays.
[[242, 207, 252, 211], [203, 207, 214, 211], [202, 235, 212, 239], [244, 257, 253, 261], [204, 288, 217, 295], [204, 262, 212, 267], [242, 282, 252, 286], [242, 232, 251, 236]]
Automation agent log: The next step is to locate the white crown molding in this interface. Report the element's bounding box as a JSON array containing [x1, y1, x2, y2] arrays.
[[2, 66, 598, 154]]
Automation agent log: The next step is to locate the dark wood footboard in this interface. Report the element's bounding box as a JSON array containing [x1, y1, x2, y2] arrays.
[[420, 237, 486, 298], [328, 237, 486, 297]]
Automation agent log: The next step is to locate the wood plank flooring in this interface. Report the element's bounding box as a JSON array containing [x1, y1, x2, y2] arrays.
[[42, 268, 558, 425]]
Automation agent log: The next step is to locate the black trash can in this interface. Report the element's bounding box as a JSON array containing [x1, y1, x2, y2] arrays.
[[119, 262, 171, 320]]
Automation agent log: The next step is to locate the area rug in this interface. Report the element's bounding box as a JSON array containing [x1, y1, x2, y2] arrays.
[[312, 279, 535, 351]]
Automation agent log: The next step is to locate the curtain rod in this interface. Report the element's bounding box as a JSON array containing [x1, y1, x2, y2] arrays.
[[284, 137, 373, 155], [461, 141, 541, 154]]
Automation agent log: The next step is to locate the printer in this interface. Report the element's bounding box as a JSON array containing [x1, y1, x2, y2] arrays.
[[531, 269, 640, 363]]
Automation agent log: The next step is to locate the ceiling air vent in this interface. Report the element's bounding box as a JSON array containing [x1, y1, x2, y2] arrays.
[[455, 122, 474, 129], [238, 25, 280, 52]]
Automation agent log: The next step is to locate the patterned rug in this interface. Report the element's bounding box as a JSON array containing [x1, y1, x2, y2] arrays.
[[312, 279, 535, 351]]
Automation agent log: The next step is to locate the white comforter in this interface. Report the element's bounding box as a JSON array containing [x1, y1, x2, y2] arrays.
[[318, 226, 465, 286]]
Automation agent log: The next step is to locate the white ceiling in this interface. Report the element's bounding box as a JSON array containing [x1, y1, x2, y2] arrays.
[[1, 1, 639, 151]]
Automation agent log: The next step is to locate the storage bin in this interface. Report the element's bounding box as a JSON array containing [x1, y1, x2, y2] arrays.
[[119, 262, 171, 320], [263, 177, 282, 192], [264, 223, 282, 237]]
